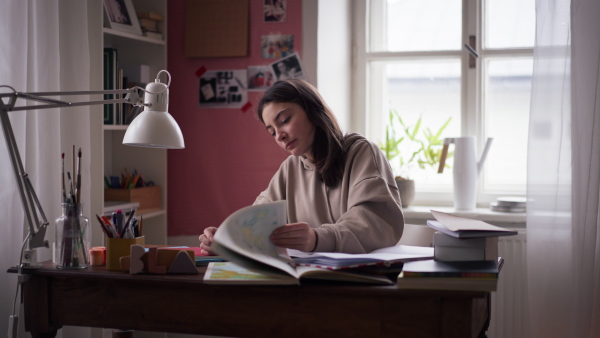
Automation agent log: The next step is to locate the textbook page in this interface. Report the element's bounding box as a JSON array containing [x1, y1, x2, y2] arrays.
[[212, 201, 298, 277]]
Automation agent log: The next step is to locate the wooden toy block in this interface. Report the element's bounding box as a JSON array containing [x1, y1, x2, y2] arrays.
[[157, 248, 195, 267], [167, 251, 199, 274], [119, 256, 131, 272], [129, 244, 146, 274], [147, 247, 167, 274]]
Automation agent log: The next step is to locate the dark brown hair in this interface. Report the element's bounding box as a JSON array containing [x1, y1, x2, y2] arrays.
[[257, 79, 345, 187]]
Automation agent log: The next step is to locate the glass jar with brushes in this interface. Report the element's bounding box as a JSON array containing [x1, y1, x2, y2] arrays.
[[54, 202, 90, 269]]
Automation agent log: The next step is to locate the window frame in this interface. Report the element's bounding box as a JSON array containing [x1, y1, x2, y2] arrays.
[[351, 0, 533, 207]]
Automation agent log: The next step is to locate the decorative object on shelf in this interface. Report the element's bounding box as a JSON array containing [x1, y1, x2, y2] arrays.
[[378, 109, 452, 207], [54, 203, 90, 269], [103, 0, 143, 36], [490, 196, 526, 213], [438, 136, 493, 211], [0, 70, 184, 267]]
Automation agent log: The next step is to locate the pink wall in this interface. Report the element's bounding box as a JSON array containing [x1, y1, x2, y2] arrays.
[[167, 0, 303, 236]]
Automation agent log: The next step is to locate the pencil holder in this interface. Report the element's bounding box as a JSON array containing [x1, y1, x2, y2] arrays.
[[54, 203, 90, 269], [106, 236, 145, 271]]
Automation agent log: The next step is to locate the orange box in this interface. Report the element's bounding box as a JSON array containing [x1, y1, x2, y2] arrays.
[[104, 186, 160, 213]]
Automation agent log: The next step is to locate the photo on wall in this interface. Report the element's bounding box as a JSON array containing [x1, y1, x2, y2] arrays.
[[263, 0, 286, 23], [270, 53, 306, 81], [248, 66, 275, 91], [261, 34, 294, 59], [199, 69, 248, 109]]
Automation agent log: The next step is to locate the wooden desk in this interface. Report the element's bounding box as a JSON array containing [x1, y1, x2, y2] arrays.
[[9, 261, 490, 338]]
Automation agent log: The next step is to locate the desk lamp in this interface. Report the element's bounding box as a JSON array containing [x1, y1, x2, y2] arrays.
[[0, 70, 184, 268]]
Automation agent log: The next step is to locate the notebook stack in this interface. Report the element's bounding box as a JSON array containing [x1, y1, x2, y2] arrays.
[[397, 210, 515, 292]]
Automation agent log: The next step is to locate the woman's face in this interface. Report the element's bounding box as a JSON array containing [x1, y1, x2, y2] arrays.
[[262, 102, 316, 160]]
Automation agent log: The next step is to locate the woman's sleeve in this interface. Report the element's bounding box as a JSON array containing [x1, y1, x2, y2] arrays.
[[253, 159, 288, 205], [313, 143, 404, 253]]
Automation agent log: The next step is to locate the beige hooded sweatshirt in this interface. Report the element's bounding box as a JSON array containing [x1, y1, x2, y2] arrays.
[[254, 133, 404, 253]]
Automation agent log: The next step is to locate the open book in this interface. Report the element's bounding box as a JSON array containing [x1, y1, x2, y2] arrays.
[[208, 201, 433, 285]]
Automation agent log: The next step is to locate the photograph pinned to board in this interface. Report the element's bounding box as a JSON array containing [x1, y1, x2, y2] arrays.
[[199, 70, 248, 109], [264, 0, 287, 23], [261, 34, 294, 59], [103, 0, 143, 35], [248, 66, 275, 91], [270, 53, 306, 81]]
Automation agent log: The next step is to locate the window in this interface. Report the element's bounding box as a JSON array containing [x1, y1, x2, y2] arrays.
[[352, 0, 535, 206]]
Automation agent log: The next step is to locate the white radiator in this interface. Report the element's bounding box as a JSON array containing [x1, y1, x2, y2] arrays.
[[488, 231, 530, 338]]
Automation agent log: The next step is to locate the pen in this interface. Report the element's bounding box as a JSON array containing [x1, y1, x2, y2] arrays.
[[122, 210, 136, 238], [61, 153, 67, 203], [96, 214, 112, 238]]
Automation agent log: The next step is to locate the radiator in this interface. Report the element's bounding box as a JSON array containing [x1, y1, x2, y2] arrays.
[[488, 231, 530, 338]]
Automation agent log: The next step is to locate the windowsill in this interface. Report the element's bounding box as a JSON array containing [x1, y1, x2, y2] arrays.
[[403, 205, 526, 226]]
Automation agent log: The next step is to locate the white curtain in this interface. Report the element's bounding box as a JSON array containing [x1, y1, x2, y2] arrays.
[[0, 1, 92, 337], [527, 0, 600, 337]]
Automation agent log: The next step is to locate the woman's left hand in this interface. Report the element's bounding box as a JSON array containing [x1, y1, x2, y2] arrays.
[[270, 222, 317, 252]]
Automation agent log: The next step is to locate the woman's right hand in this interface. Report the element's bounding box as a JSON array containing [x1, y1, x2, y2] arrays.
[[198, 227, 218, 255]]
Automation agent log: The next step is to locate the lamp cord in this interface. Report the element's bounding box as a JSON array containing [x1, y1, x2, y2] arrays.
[[11, 232, 30, 317], [128, 70, 171, 100]]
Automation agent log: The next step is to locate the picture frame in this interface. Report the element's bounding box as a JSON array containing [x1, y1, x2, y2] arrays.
[[270, 53, 306, 81], [103, 0, 143, 36]]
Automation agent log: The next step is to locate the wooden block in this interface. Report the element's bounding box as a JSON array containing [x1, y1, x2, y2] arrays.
[[167, 251, 199, 274], [119, 256, 131, 272], [105, 236, 145, 271], [157, 248, 195, 267], [129, 244, 146, 274], [147, 247, 167, 274]]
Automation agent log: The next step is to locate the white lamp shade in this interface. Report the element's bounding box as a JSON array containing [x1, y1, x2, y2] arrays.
[[122, 80, 185, 149]]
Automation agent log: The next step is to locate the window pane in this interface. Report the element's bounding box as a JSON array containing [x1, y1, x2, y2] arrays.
[[484, 0, 535, 49], [483, 58, 533, 191], [369, 0, 462, 52], [368, 60, 461, 190]]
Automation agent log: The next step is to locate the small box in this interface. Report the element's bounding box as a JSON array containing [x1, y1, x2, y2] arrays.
[[106, 236, 145, 271], [104, 186, 160, 213]]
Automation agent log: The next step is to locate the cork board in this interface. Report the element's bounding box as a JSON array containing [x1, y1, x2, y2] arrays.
[[185, 0, 249, 57]]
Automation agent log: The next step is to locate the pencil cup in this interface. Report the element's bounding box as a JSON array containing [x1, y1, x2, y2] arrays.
[[54, 203, 91, 269], [106, 236, 145, 271]]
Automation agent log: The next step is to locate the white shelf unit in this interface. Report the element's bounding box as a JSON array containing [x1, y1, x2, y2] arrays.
[[100, 0, 168, 246]]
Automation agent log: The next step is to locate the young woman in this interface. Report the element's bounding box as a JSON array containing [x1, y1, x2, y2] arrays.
[[199, 79, 404, 254]]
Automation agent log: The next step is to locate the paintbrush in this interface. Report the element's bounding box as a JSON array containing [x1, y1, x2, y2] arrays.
[[76, 148, 81, 203], [67, 172, 75, 203], [61, 153, 67, 203]]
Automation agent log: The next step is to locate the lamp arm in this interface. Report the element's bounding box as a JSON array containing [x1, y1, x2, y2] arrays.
[[0, 69, 178, 266], [0, 86, 144, 266], [0, 102, 49, 265]]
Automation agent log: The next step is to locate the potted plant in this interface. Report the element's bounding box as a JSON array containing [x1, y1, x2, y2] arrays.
[[378, 109, 452, 207]]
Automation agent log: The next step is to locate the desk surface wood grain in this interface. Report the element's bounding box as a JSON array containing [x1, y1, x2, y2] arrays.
[[9, 261, 490, 338]]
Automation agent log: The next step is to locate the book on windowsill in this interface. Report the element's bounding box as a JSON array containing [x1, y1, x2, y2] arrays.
[[427, 209, 518, 239], [207, 201, 433, 285], [396, 257, 504, 292]]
